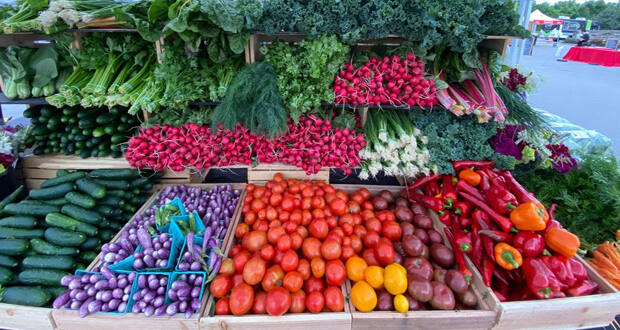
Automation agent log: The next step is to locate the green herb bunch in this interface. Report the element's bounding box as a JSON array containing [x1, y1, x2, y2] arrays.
[[262, 35, 349, 122]]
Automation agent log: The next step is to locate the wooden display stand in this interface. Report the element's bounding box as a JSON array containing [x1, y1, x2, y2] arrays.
[[0, 304, 55, 330], [247, 162, 330, 185]]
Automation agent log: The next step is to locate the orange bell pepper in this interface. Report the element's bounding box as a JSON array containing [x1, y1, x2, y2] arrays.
[[494, 242, 523, 270], [510, 201, 549, 231], [458, 168, 481, 186], [544, 227, 580, 259]]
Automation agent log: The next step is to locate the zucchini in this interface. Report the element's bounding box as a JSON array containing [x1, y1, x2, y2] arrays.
[[107, 221, 122, 230], [22, 255, 76, 270], [23, 108, 38, 118], [45, 213, 98, 236], [44, 227, 87, 247], [31, 125, 49, 136], [29, 183, 74, 200], [45, 197, 67, 206], [0, 227, 44, 239], [117, 123, 130, 133], [79, 149, 90, 159], [0, 286, 51, 306], [0, 216, 38, 228], [0, 185, 24, 211], [60, 204, 102, 225], [17, 269, 69, 286], [0, 266, 13, 285], [79, 237, 100, 250], [30, 239, 78, 256], [97, 150, 110, 157], [91, 179, 129, 190], [40, 171, 86, 188], [88, 169, 135, 180], [0, 255, 18, 268], [110, 151, 122, 159], [0, 239, 29, 256], [78, 250, 97, 263], [4, 202, 60, 217], [75, 178, 106, 199], [65, 191, 96, 209]]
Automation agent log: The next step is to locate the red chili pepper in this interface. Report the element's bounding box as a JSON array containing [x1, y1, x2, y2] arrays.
[[482, 253, 495, 287], [453, 201, 472, 217], [485, 179, 519, 214], [478, 230, 513, 243], [566, 280, 599, 297], [425, 180, 440, 197], [472, 209, 492, 229], [567, 258, 588, 283], [444, 227, 473, 284], [541, 255, 578, 288], [494, 279, 511, 301], [471, 227, 483, 268], [407, 173, 441, 191], [455, 180, 485, 201], [522, 258, 552, 299], [501, 171, 540, 204], [477, 170, 491, 191], [452, 160, 495, 172], [458, 191, 514, 232], [493, 268, 510, 287], [451, 223, 472, 253], [459, 216, 472, 229], [513, 231, 548, 258], [438, 211, 451, 226], [407, 192, 444, 212], [441, 175, 457, 207]]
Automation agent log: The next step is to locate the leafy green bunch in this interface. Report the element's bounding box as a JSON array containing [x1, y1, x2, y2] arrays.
[[262, 35, 349, 122]]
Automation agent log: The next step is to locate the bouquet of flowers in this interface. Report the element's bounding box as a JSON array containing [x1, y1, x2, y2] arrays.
[[0, 124, 26, 174]]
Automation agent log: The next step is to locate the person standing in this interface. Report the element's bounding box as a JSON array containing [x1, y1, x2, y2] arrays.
[[577, 30, 590, 47]]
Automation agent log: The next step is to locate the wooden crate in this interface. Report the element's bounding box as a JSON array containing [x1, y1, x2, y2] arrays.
[[0, 303, 55, 330], [247, 162, 330, 185], [428, 211, 620, 329], [20, 155, 194, 189]]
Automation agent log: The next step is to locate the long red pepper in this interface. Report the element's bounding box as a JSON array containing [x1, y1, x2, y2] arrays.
[[501, 170, 540, 204], [455, 180, 485, 201], [458, 191, 514, 232], [482, 254, 495, 287], [473, 209, 497, 261], [477, 170, 491, 191], [493, 268, 510, 287], [407, 173, 441, 191], [444, 227, 473, 284], [426, 180, 440, 197], [471, 227, 483, 268], [478, 230, 513, 243], [407, 192, 444, 212], [452, 160, 494, 172]]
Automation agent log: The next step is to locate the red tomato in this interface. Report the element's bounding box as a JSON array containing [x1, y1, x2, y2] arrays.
[[266, 207, 278, 221], [308, 219, 329, 239], [279, 211, 291, 223], [210, 275, 231, 299], [325, 215, 337, 229], [262, 265, 284, 291], [365, 217, 382, 233], [301, 210, 312, 226], [244, 211, 257, 226], [290, 210, 302, 224], [311, 196, 325, 209], [243, 256, 267, 286], [353, 225, 367, 239], [284, 221, 297, 234], [304, 276, 325, 294], [325, 259, 346, 286], [276, 234, 292, 251], [362, 249, 380, 266], [321, 239, 342, 260], [246, 184, 255, 193], [270, 193, 283, 207], [376, 210, 396, 222], [283, 271, 304, 293], [255, 220, 269, 232], [341, 223, 353, 236], [324, 286, 345, 312], [251, 199, 266, 213], [229, 283, 254, 315], [290, 232, 303, 250], [265, 287, 292, 316], [302, 237, 321, 259], [350, 235, 363, 253], [289, 290, 306, 313], [219, 258, 235, 276], [229, 245, 242, 258], [232, 273, 244, 288], [302, 187, 315, 198], [252, 291, 267, 314], [296, 226, 308, 239], [382, 220, 402, 241], [233, 250, 250, 272], [350, 194, 364, 207], [335, 190, 348, 202], [362, 201, 374, 210], [363, 230, 380, 249], [358, 188, 371, 200], [302, 197, 312, 210], [215, 297, 230, 315], [329, 198, 347, 216], [281, 250, 299, 272], [296, 258, 311, 280], [374, 239, 395, 266], [281, 197, 295, 212], [310, 257, 326, 278], [260, 244, 275, 261], [267, 226, 285, 245], [341, 246, 355, 260], [242, 231, 267, 252], [305, 291, 325, 313], [235, 223, 249, 239]]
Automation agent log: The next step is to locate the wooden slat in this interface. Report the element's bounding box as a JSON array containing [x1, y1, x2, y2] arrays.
[[25, 179, 45, 189], [0, 303, 54, 330], [22, 155, 133, 169], [52, 309, 200, 330], [247, 170, 329, 182]]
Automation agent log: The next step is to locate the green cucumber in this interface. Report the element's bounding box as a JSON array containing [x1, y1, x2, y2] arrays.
[[96, 112, 115, 124], [22, 255, 76, 270], [98, 196, 123, 207], [0, 216, 38, 228], [130, 177, 150, 188], [78, 118, 95, 129], [44, 227, 87, 247], [45, 197, 67, 206], [56, 169, 70, 177], [0, 239, 29, 255], [78, 251, 97, 263], [45, 213, 98, 236], [23, 108, 38, 118], [65, 191, 96, 209], [0, 227, 44, 239], [4, 202, 60, 216], [75, 178, 106, 199], [92, 126, 106, 137], [110, 134, 126, 144], [30, 239, 78, 256], [40, 171, 86, 188], [79, 237, 100, 250], [0, 185, 24, 211], [29, 183, 74, 200], [46, 286, 66, 298], [104, 124, 116, 135], [94, 205, 114, 216], [0, 266, 13, 284], [0, 286, 51, 306], [88, 169, 135, 180], [91, 179, 129, 190], [105, 190, 126, 198], [98, 229, 115, 242], [0, 255, 18, 268], [60, 204, 102, 225], [17, 269, 69, 286]]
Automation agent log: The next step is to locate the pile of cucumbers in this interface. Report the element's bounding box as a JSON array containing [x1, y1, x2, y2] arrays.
[[0, 169, 160, 307], [23, 105, 139, 159]]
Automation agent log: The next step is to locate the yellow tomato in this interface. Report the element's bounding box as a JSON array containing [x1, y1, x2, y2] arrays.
[[350, 280, 377, 312], [384, 263, 407, 295], [393, 294, 409, 313], [346, 256, 368, 282], [391, 262, 407, 277], [364, 265, 384, 289]]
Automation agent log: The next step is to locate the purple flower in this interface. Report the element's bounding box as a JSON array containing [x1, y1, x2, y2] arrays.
[[546, 144, 577, 173], [490, 125, 524, 159]]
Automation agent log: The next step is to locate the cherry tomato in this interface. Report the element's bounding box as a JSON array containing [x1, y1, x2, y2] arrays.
[[311, 257, 326, 278], [321, 238, 342, 260], [281, 250, 299, 272], [252, 291, 267, 314], [325, 259, 346, 286], [290, 290, 306, 313], [374, 239, 395, 266], [243, 256, 267, 286], [302, 237, 321, 260], [210, 275, 231, 299], [233, 250, 250, 272], [296, 258, 311, 280], [305, 291, 325, 313], [215, 297, 231, 315], [324, 286, 345, 312], [283, 271, 304, 293], [265, 287, 292, 316], [260, 244, 275, 261], [304, 276, 325, 294], [229, 283, 254, 315]]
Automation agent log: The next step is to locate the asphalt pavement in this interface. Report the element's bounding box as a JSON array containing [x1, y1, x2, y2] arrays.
[[520, 41, 620, 158]]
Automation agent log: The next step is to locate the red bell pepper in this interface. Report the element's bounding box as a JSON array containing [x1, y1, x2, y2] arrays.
[[425, 180, 440, 197], [522, 258, 552, 299], [452, 160, 494, 172], [501, 171, 540, 204], [479, 230, 513, 243], [541, 255, 577, 288], [444, 227, 473, 284], [451, 223, 472, 253], [407, 173, 441, 191], [407, 192, 444, 212], [485, 180, 519, 214], [471, 227, 483, 268], [458, 215, 472, 229], [513, 231, 548, 258], [566, 280, 599, 297], [453, 200, 472, 217], [567, 258, 588, 284], [456, 180, 486, 201], [482, 253, 495, 287], [477, 170, 491, 191], [458, 191, 514, 232], [438, 211, 451, 226], [441, 175, 457, 207]]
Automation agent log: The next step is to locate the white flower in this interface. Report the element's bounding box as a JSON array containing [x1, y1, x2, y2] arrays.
[[369, 161, 381, 177], [378, 131, 388, 142], [387, 139, 399, 150], [358, 169, 370, 180], [422, 167, 431, 176], [58, 9, 80, 27], [413, 128, 421, 136], [420, 136, 429, 145], [38, 10, 58, 28]]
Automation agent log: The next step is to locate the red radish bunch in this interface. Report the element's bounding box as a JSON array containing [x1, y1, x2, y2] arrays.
[[334, 53, 438, 107], [125, 115, 365, 175]]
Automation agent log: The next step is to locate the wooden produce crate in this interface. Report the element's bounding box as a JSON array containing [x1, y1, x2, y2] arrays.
[[0, 304, 55, 330], [20, 154, 194, 189], [247, 163, 330, 185], [343, 185, 497, 330], [52, 183, 246, 330], [428, 212, 620, 329]]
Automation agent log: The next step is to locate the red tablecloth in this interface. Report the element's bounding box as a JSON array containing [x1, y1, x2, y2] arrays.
[[563, 46, 620, 67]]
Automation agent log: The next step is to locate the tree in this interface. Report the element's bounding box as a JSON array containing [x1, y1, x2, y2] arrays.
[[595, 7, 620, 30], [532, 3, 560, 18], [532, 0, 620, 25]]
